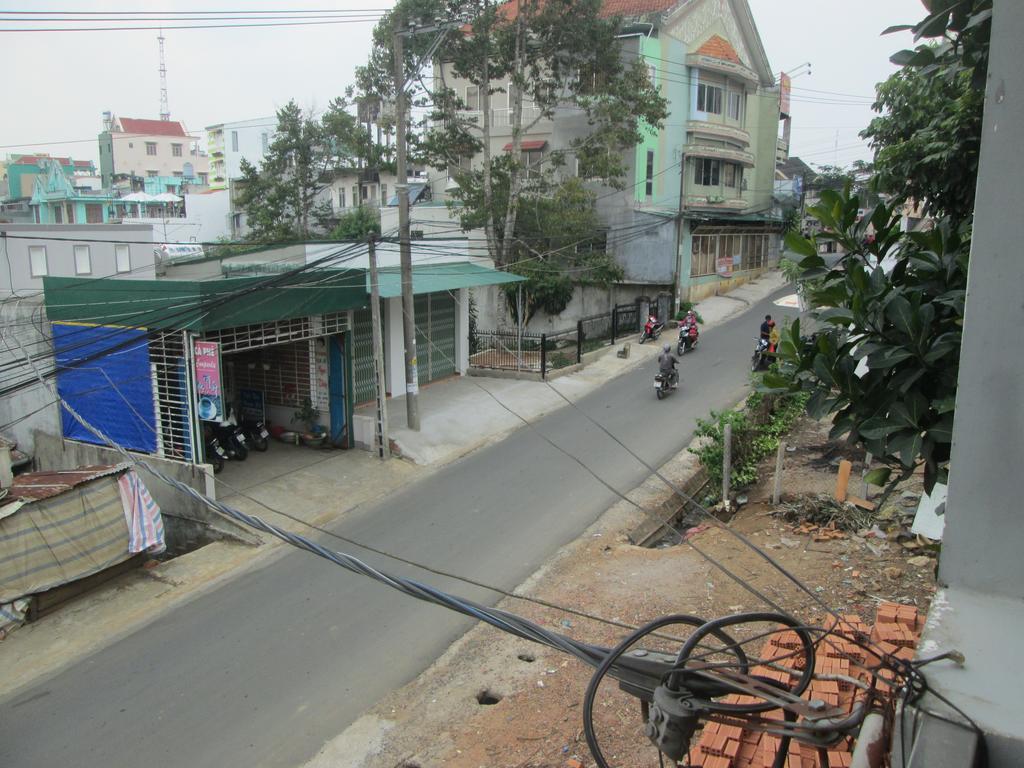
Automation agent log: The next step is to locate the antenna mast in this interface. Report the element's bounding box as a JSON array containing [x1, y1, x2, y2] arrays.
[[158, 29, 170, 121]]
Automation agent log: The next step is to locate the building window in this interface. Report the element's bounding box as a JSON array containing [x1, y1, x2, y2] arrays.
[[198, 172, 208, 185], [29, 245, 48, 277], [261, 133, 269, 153], [74, 244, 91, 275], [697, 83, 723, 114], [690, 235, 717, 277], [694, 158, 721, 186], [352, 186, 359, 206], [522, 148, 545, 179], [173, 171, 183, 178], [465, 85, 480, 110], [338, 187, 346, 209], [115, 244, 131, 273], [172, 143, 183, 157], [53, 206, 63, 224], [380, 183, 387, 204], [147, 170, 159, 177], [645, 150, 655, 196], [231, 131, 239, 152], [146, 141, 157, 156], [728, 92, 743, 121]]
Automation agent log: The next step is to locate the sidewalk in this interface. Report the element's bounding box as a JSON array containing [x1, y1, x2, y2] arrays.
[[368, 270, 788, 466]]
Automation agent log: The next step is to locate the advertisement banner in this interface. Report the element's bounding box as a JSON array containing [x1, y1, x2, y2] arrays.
[[193, 340, 224, 422], [716, 255, 733, 277], [779, 72, 792, 116]]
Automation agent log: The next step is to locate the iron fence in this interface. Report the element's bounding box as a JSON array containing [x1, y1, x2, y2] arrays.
[[470, 329, 545, 373], [473, 300, 657, 379]]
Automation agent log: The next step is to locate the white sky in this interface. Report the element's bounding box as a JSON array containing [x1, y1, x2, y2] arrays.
[[0, 0, 926, 171]]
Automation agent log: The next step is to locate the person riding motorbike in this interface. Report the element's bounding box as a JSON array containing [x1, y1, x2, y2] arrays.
[[658, 343, 679, 388], [759, 314, 777, 353], [680, 310, 699, 344]]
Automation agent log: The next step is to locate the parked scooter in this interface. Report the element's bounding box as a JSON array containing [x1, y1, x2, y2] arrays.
[[202, 425, 228, 474], [677, 321, 699, 355], [213, 406, 248, 461], [654, 369, 678, 399], [238, 410, 270, 452], [751, 337, 774, 372], [639, 314, 665, 344]]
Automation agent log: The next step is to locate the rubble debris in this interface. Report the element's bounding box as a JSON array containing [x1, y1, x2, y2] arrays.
[[773, 493, 876, 533]]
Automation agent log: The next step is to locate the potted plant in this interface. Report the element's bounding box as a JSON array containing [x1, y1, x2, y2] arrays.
[[292, 397, 325, 447]]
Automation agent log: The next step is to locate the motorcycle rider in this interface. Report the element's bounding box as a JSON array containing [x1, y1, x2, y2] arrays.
[[759, 314, 774, 342], [681, 309, 699, 345], [658, 342, 679, 388]]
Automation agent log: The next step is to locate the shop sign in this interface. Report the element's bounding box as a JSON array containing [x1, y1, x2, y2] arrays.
[[193, 340, 224, 422], [716, 255, 733, 277]]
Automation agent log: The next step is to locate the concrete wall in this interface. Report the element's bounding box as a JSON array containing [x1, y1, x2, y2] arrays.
[[0, 298, 61, 455], [32, 431, 257, 550], [206, 117, 275, 184], [0, 223, 156, 295], [472, 281, 662, 334], [134, 190, 232, 247], [104, 131, 208, 184]]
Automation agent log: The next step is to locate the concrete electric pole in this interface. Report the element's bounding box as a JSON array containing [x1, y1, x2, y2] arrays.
[[367, 237, 390, 459], [392, 22, 421, 432]]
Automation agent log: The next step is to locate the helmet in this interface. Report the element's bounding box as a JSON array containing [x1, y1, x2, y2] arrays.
[[662, 343, 671, 353], [687, 309, 696, 316]]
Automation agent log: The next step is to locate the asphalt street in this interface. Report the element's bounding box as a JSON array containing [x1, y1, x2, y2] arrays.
[[0, 286, 797, 768]]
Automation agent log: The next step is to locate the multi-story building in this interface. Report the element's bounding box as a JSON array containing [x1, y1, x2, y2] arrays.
[[430, 0, 784, 319], [205, 117, 276, 190], [98, 113, 209, 189], [2, 154, 97, 201]]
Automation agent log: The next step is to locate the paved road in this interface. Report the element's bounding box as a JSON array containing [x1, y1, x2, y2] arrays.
[[0, 287, 797, 768]]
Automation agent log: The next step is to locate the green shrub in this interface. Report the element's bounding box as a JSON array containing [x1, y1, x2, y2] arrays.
[[675, 301, 704, 324], [690, 392, 808, 500]]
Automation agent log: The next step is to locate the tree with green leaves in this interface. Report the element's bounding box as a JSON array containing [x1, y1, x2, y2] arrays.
[[766, 1, 989, 497], [861, 1, 989, 223], [237, 99, 375, 242], [499, 178, 622, 323], [330, 205, 381, 240], [418, 0, 666, 269]]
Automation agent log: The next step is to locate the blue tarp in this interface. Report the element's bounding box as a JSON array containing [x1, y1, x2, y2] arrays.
[[53, 323, 157, 454]]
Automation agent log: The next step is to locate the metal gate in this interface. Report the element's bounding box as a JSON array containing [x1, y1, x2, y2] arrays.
[[351, 307, 382, 405], [149, 329, 193, 461], [415, 292, 456, 383]]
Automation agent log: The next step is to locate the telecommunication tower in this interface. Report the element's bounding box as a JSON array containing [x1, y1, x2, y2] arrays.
[[158, 29, 170, 121]]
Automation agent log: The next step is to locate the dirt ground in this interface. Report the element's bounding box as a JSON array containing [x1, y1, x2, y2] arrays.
[[315, 416, 937, 768]]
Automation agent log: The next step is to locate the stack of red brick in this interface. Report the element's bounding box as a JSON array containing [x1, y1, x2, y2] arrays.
[[684, 602, 923, 768]]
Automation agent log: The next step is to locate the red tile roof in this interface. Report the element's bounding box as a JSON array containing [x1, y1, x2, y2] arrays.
[[503, 139, 547, 151], [117, 117, 189, 137], [494, 0, 676, 24], [12, 155, 73, 167], [696, 34, 742, 65]]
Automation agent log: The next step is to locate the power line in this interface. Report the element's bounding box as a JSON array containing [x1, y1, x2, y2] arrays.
[[0, 17, 384, 33]]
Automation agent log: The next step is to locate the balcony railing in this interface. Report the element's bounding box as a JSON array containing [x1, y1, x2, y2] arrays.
[[683, 143, 756, 168], [686, 54, 760, 84], [684, 194, 747, 212], [685, 120, 751, 147], [458, 105, 545, 130]]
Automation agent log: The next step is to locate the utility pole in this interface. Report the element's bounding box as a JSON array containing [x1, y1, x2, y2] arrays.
[[393, 20, 420, 431], [367, 237, 390, 459]]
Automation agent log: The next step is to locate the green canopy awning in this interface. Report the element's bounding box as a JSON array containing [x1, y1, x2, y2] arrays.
[[43, 269, 369, 332], [370, 261, 525, 298]]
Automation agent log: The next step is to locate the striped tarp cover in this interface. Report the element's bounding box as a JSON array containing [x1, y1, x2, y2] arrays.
[[0, 477, 132, 603]]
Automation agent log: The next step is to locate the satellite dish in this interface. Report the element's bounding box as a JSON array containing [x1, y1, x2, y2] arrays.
[[183, 162, 194, 178]]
